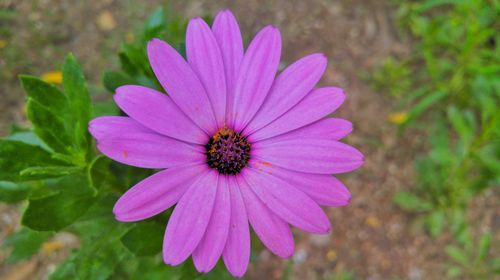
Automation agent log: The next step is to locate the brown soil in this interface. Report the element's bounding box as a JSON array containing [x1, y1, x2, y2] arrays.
[[0, 1, 497, 280]]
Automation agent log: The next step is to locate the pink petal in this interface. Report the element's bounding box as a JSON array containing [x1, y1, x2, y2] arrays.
[[248, 87, 345, 142], [212, 10, 244, 124], [113, 164, 209, 222], [256, 118, 353, 143], [222, 176, 250, 277], [147, 38, 217, 134], [88, 116, 151, 140], [230, 26, 281, 131], [97, 132, 205, 169], [237, 176, 294, 258], [187, 17, 227, 128], [242, 168, 331, 233], [245, 53, 327, 134], [114, 85, 208, 144], [163, 171, 219, 265], [192, 175, 231, 272], [249, 160, 351, 206], [253, 138, 364, 174]]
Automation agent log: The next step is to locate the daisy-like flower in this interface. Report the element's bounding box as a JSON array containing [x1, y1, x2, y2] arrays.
[[89, 9, 363, 277]]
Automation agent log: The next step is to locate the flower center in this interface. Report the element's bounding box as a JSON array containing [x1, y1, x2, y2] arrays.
[[205, 127, 251, 175]]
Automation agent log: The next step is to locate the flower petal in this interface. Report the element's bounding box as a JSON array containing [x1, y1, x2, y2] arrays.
[[114, 85, 208, 144], [255, 118, 352, 143], [89, 116, 150, 140], [248, 87, 345, 141], [230, 26, 281, 131], [245, 53, 327, 134], [113, 164, 208, 222], [192, 175, 231, 272], [97, 132, 205, 169], [163, 171, 219, 265], [238, 176, 294, 258], [187, 17, 226, 127], [249, 160, 351, 206], [212, 10, 244, 124], [253, 138, 364, 174], [147, 38, 217, 134], [222, 177, 250, 277], [242, 168, 331, 233]]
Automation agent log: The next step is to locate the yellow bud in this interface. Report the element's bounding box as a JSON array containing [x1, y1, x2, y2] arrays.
[[42, 241, 65, 253], [0, 40, 7, 49], [365, 216, 381, 228], [387, 111, 408, 124], [41, 71, 63, 84]]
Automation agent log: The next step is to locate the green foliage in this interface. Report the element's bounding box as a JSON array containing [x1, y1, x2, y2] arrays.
[[0, 139, 69, 182], [445, 232, 500, 279], [373, 0, 499, 277]]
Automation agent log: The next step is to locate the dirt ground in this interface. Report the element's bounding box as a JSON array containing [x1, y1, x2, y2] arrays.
[[0, 1, 497, 279]]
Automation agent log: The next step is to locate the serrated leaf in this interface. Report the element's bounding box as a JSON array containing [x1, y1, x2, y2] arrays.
[[0, 140, 68, 182], [20, 75, 68, 110], [121, 221, 164, 256], [0, 181, 33, 202], [26, 98, 73, 154], [3, 227, 53, 263], [62, 54, 92, 155], [22, 175, 96, 231]]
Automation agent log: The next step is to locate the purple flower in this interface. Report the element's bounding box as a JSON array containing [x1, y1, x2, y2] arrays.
[[89, 9, 363, 277]]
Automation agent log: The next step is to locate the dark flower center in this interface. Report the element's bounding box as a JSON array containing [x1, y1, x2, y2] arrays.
[[205, 127, 251, 175]]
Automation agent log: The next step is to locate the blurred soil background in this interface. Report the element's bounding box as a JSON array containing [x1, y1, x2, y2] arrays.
[[0, 0, 497, 279]]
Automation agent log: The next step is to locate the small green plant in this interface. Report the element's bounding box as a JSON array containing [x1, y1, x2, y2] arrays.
[[373, 0, 499, 277], [445, 232, 500, 279]]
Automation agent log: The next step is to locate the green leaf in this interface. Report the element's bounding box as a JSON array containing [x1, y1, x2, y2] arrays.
[[447, 106, 473, 143], [121, 221, 164, 256], [445, 245, 468, 265], [446, 266, 463, 278], [20, 75, 68, 110], [0, 181, 33, 202], [22, 175, 96, 231], [393, 191, 433, 212], [0, 140, 68, 181], [426, 210, 446, 236], [102, 71, 134, 92], [3, 227, 52, 263], [7, 131, 50, 150], [92, 100, 120, 118], [62, 54, 92, 155], [407, 90, 447, 122], [477, 232, 491, 260], [143, 8, 167, 39], [26, 98, 73, 154]]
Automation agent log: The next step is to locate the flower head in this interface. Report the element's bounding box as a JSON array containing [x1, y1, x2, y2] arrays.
[[89, 9, 363, 277]]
